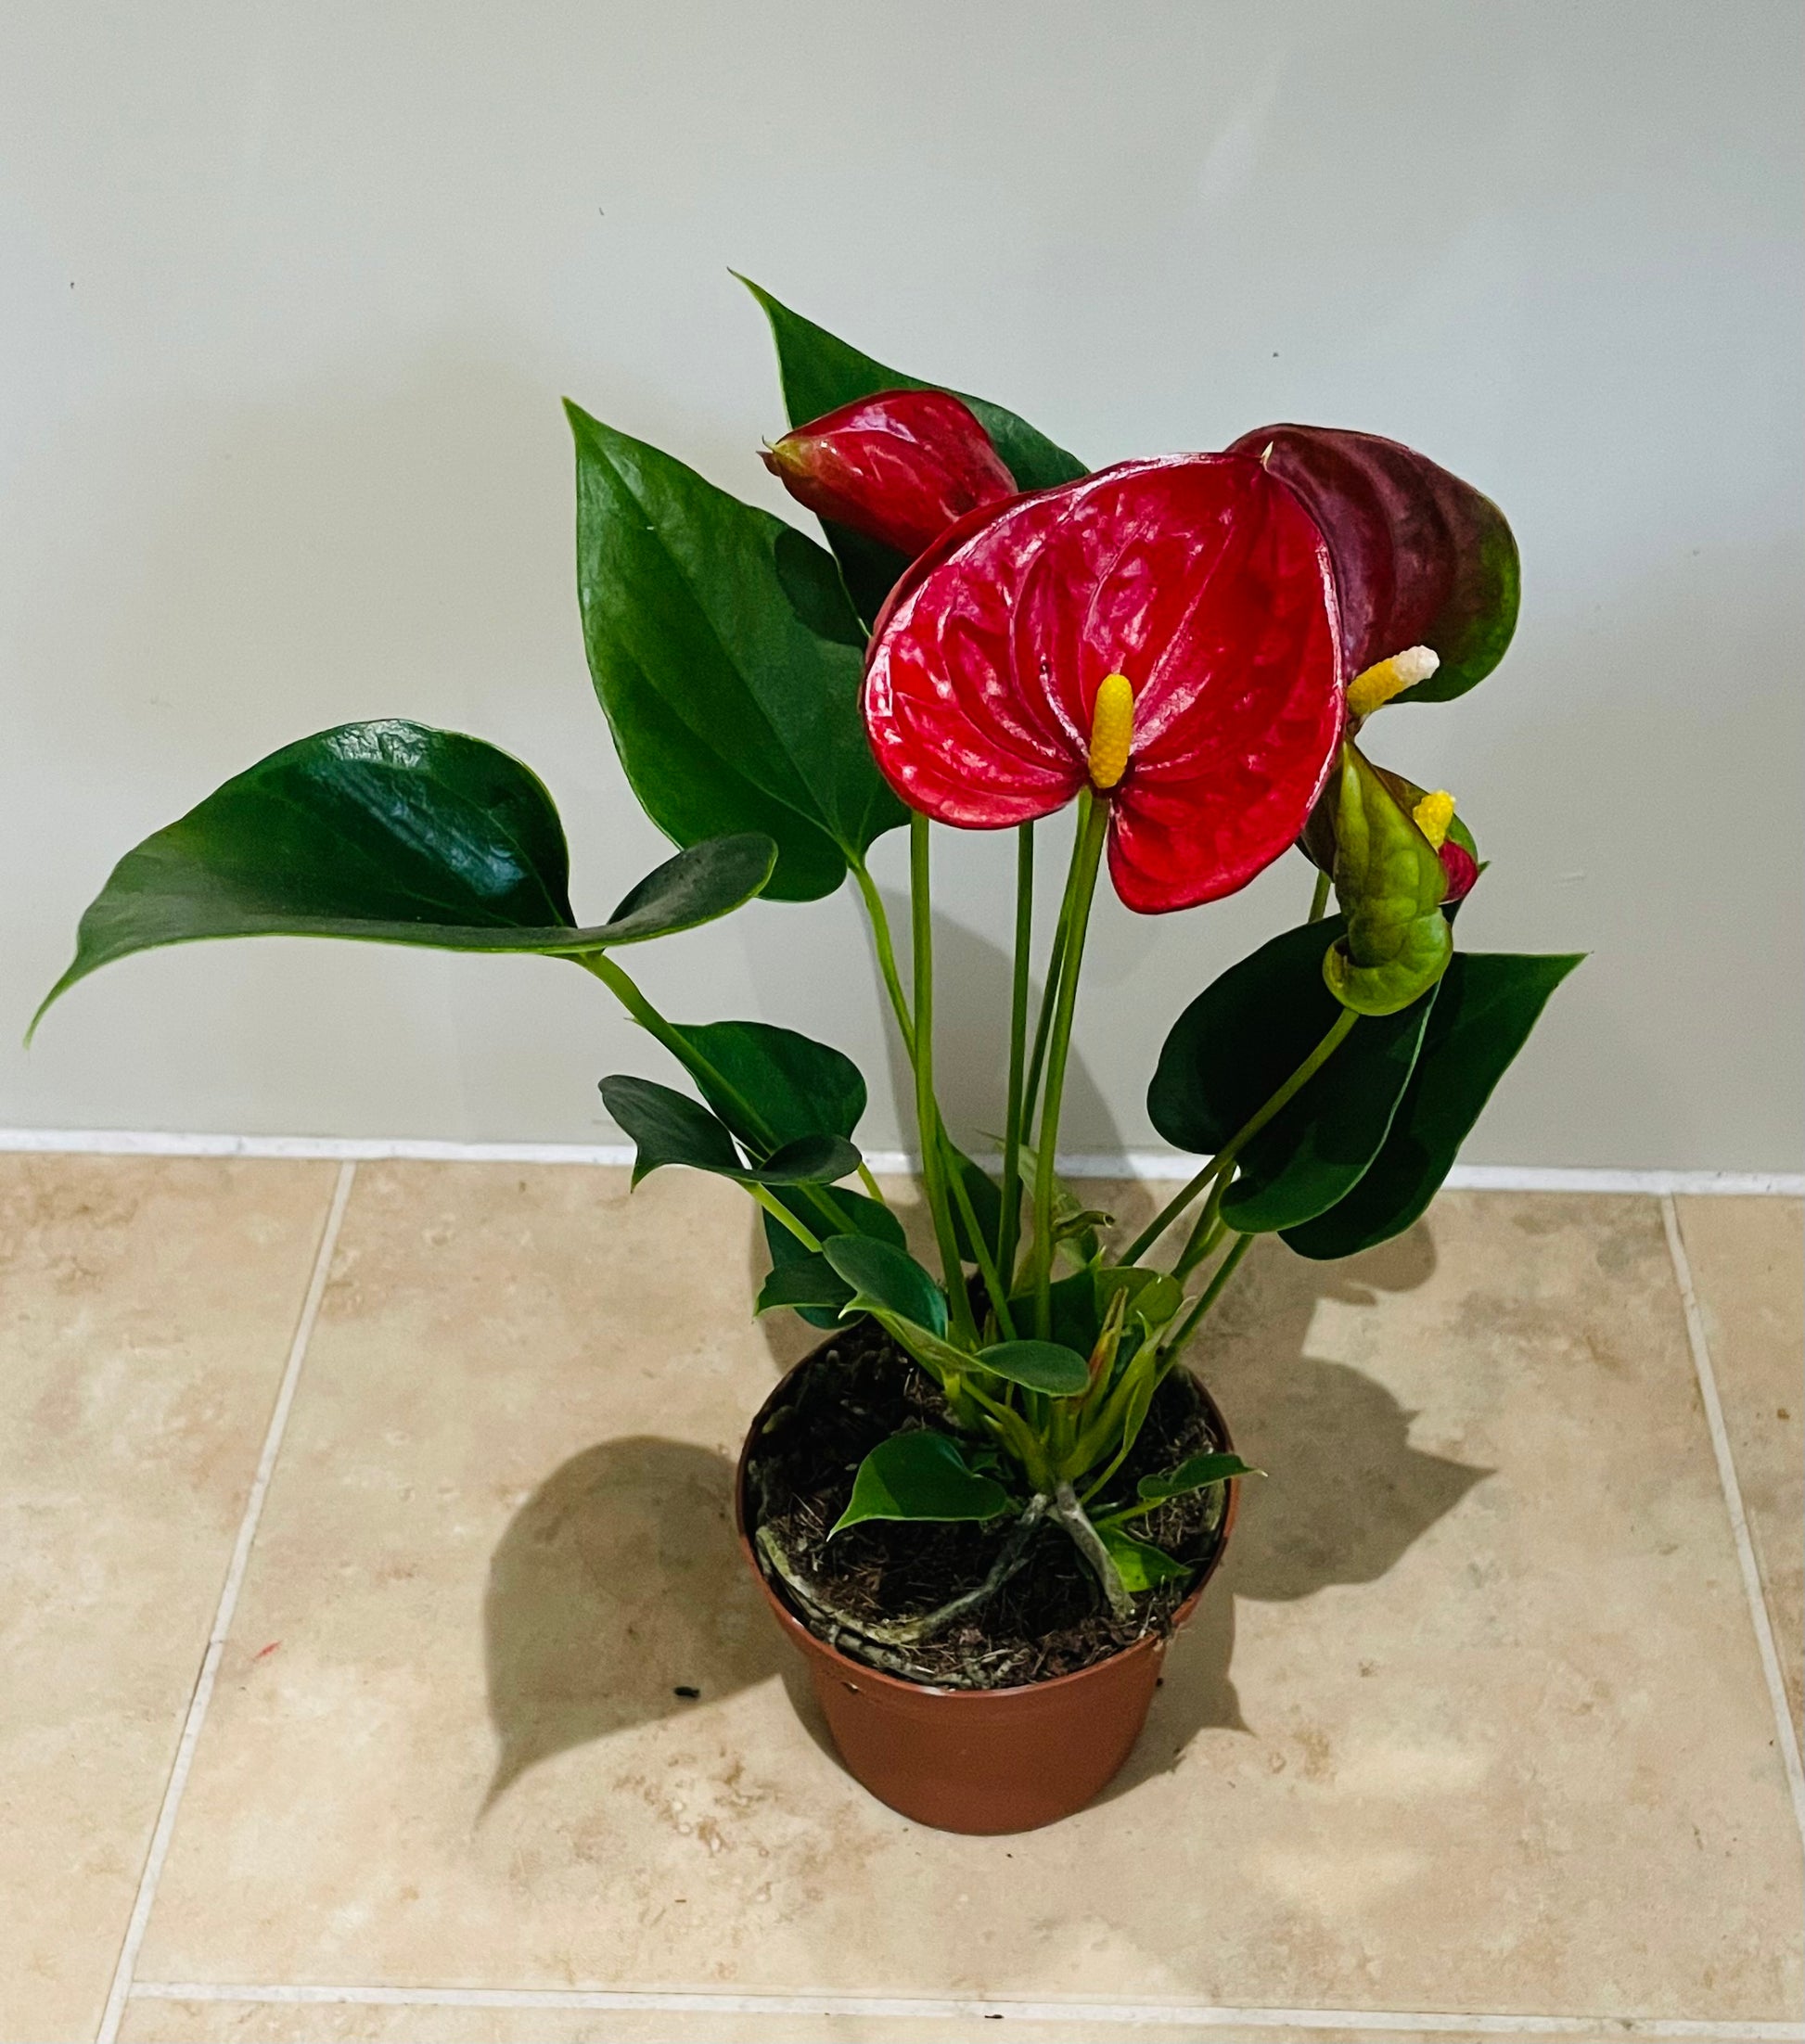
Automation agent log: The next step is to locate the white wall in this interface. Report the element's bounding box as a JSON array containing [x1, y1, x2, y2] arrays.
[[2, 0, 1799, 1169]]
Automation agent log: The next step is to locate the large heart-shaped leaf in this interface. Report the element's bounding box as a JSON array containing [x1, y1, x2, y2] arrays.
[[1149, 916, 1433, 1227], [1324, 746, 1453, 1016], [1227, 424, 1519, 701], [568, 402, 906, 901], [33, 721, 776, 1034], [741, 277, 1088, 621], [1285, 952, 1584, 1259], [600, 1075, 859, 1189], [831, 1429, 1013, 1535]]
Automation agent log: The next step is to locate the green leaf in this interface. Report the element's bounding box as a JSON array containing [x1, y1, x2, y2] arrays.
[[830, 1429, 1013, 1535], [600, 1075, 858, 1189], [1008, 1268, 1103, 1359], [753, 1257, 852, 1316], [975, 1339, 1090, 1397], [1285, 952, 1585, 1259], [567, 402, 906, 902], [1134, 1451, 1259, 1507], [33, 721, 777, 1033], [661, 1018, 864, 1157], [1096, 1267, 1184, 1335], [762, 1186, 903, 1329], [822, 1235, 949, 1337], [740, 277, 1088, 620], [1149, 915, 1433, 1230], [1325, 746, 1453, 1016], [1097, 1526, 1192, 1592]]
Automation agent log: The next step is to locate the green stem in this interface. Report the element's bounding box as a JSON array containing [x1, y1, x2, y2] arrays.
[[909, 815, 978, 1345], [850, 855, 915, 1057], [1022, 887, 1072, 1148], [1308, 866, 1333, 923], [748, 1182, 823, 1253], [1118, 1158, 1224, 1266], [1157, 1231, 1254, 1369], [1171, 1208, 1226, 1283], [1031, 794, 1110, 1337], [996, 823, 1036, 1285], [948, 1157, 1018, 1342]]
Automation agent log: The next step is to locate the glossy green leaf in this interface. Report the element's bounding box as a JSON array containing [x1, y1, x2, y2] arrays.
[[1134, 1451, 1259, 1506], [830, 1429, 1013, 1535], [1008, 1269, 1103, 1360], [822, 1234, 949, 1337], [741, 277, 1087, 620], [1096, 1267, 1184, 1334], [1324, 746, 1453, 1016], [975, 1339, 1090, 1397], [567, 402, 906, 902], [762, 1186, 903, 1329], [600, 1075, 858, 1189], [1097, 1526, 1191, 1592], [33, 722, 777, 1033], [1149, 914, 1432, 1230], [1285, 952, 1585, 1259], [662, 1018, 864, 1156], [753, 1258, 852, 1317]]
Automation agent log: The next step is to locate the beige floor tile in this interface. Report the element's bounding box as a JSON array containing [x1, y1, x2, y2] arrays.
[[115, 1992, 1546, 2044], [0, 1155, 339, 2044], [134, 1172, 1802, 2024], [1673, 1196, 1804, 1741]]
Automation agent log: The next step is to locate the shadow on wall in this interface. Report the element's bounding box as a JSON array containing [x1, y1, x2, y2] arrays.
[[482, 1214, 1488, 1810]]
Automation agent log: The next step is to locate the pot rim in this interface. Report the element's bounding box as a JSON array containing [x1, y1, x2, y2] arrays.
[[734, 1344, 1241, 1704]]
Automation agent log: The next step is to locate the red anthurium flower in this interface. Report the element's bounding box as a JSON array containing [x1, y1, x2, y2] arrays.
[[762, 390, 1018, 558], [1225, 425, 1520, 705], [864, 454, 1345, 913]]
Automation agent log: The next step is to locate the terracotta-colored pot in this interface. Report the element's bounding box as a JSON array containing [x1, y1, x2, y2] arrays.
[[735, 1361, 1239, 1834]]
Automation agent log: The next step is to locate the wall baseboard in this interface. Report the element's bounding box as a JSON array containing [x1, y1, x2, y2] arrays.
[[0, 1128, 1798, 1196]]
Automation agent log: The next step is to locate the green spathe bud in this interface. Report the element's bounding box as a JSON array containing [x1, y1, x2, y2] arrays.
[[1324, 743, 1453, 1016]]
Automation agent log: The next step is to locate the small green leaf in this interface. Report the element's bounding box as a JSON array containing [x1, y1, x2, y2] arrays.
[[1095, 1267, 1184, 1332], [762, 1185, 903, 1329], [948, 1147, 1008, 1267], [568, 402, 906, 902], [33, 721, 776, 1032], [975, 1339, 1090, 1397], [663, 1018, 864, 1154], [741, 277, 1087, 620], [1097, 1526, 1192, 1592], [1285, 952, 1584, 1258], [753, 1258, 852, 1317], [1135, 1451, 1259, 1506], [600, 1075, 858, 1188], [831, 1429, 1013, 1535], [822, 1235, 949, 1336], [1325, 745, 1453, 1016]]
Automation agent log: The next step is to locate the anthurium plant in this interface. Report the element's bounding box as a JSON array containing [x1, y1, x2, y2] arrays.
[[38, 283, 1581, 1643]]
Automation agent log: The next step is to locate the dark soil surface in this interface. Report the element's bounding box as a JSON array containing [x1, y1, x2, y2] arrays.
[[743, 1318, 1233, 1690]]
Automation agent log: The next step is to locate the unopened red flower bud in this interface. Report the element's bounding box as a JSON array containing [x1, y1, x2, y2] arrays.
[[761, 390, 1016, 557]]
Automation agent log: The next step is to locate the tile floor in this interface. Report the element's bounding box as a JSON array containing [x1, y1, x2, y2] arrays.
[[1, 1154, 1799, 2044]]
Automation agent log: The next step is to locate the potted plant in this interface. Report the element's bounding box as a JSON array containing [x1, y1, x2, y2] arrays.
[[34, 283, 1581, 1834]]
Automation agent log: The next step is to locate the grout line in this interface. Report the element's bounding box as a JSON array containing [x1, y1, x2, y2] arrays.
[[2, 1125, 1800, 1194], [1660, 1194, 1805, 1856], [121, 1983, 1805, 2038], [93, 1162, 358, 2044]]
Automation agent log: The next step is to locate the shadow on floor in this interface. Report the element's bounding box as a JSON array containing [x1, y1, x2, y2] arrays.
[[483, 1220, 1488, 1810]]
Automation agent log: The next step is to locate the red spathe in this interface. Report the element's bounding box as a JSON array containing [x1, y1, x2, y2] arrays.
[[864, 454, 1346, 913]]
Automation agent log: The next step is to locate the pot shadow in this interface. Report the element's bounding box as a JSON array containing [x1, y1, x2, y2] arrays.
[[483, 1212, 1487, 1809]]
